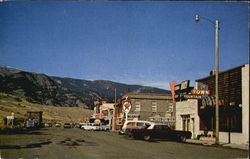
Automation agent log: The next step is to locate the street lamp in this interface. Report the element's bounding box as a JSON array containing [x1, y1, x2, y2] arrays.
[[195, 15, 220, 145]]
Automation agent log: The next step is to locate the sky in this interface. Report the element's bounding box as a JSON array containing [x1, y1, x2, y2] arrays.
[[0, 1, 249, 90]]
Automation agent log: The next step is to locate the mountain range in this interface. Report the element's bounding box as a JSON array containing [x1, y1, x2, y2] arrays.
[[0, 66, 170, 109]]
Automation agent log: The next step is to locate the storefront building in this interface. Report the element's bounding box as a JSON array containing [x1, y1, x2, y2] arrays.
[[196, 64, 249, 144], [176, 99, 199, 139], [174, 80, 200, 139], [175, 64, 249, 144]]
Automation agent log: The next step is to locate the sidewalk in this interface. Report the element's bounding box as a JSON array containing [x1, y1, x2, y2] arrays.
[[186, 139, 249, 151]]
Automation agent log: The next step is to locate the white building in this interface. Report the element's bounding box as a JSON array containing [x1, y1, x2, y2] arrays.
[[175, 99, 199, 139]]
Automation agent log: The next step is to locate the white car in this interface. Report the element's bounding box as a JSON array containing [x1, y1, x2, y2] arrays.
[[81, 123, 98, 130], [119, 120, 154, 135], [99, 125, 110, 131]]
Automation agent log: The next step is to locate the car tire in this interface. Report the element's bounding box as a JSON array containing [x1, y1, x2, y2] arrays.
[[127, 133, 134, 139], [144, 135, 151, 141], [179, 136, 187, 142]]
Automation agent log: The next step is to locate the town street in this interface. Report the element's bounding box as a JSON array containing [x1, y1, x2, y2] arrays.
[[0, 128, 248, 159]]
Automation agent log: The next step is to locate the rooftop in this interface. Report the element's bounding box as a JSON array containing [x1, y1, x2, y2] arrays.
[[123, 92, 172, 100]]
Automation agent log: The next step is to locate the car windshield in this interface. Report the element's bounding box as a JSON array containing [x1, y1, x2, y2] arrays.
[[162, 125, 170, 130], [144, 123, 151, 128], [154, 125, 162, 130]]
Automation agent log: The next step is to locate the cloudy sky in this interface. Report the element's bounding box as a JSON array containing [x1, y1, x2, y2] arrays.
[[0, 1, 248, 89]]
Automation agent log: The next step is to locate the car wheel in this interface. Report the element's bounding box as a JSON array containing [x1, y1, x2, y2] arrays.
[[179, 136, 187, 142], [127, 133, 134, 139], [144, 135, 151, 141]]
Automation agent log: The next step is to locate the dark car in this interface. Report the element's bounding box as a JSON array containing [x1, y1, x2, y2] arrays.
[[63, 123, 72, 128], [125, 124, 192, 142]]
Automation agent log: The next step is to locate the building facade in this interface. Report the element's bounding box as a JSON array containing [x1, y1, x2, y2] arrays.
[[92, 101, 114, 127], [122, 93, 174, 123], [196, 64, 249, 144], [175, 99, 199, 139], [175, 64, 249, 144]]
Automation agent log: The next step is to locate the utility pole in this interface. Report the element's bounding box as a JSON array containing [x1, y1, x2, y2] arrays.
[[195, 15, 220, 145], [215, 20, 220, 145], [112, 88, 117, 131]]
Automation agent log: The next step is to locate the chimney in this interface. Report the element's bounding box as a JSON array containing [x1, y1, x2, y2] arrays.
[[210, 70, 216, 76]]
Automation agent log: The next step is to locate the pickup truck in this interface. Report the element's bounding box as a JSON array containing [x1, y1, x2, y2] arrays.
[[125, 123, 192, 142]]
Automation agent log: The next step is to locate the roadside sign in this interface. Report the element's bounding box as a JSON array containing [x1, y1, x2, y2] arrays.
[[123, 102, 131, 113], [7, 116, 14, 120]]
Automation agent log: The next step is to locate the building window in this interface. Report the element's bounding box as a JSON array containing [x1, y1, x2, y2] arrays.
[[135, 101, 140, 112], [182, 115, 190, 131], [152, 101, 157, 113], [199, 106, 242, 132], [168, 103, 173, 112]]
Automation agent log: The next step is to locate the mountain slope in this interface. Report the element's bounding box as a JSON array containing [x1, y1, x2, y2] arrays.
[[0, 66, 170, 108], [52, 77, 169, 100]]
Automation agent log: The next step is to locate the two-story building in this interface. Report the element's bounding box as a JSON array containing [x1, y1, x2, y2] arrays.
[[122, 93, 174, 124]]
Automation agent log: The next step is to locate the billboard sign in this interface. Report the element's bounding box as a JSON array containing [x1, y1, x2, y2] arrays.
[[174, 84, 181, 91], [174, 80, 190, 92], [180, 80, 190, 90]]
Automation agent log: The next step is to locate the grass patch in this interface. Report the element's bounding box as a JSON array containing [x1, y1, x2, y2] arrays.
[[0, 93, 93, 127]]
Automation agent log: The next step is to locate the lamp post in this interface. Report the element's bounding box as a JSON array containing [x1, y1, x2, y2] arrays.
[[195, 15, 220, 145]]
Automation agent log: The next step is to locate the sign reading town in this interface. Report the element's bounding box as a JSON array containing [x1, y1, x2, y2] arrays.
[[174, 80, 212, 101], [191, 89, 211, 95]]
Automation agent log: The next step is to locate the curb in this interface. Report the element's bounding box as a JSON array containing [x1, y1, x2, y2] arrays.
[[186, 139, 248, 151]]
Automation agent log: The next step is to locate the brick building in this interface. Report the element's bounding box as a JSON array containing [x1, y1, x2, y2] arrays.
[[122, 93, 173, 122]]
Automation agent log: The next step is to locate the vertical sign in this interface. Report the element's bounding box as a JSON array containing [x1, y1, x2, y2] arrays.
[[123, 102, 131, 122], [169, 81, 177, 100]]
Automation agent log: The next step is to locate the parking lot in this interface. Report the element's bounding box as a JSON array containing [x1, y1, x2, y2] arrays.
[[0, 127, 248, 159]]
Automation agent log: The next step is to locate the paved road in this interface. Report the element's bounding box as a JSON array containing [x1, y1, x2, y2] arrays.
[[0, 128, 248, 159]]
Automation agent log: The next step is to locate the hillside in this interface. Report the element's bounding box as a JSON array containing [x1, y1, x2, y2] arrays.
[[0, 66, 170, 108], [0, 93, 93, 126]]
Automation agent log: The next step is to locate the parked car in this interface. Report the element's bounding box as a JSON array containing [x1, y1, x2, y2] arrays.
[[74, 124, 81, 128], [119, 120, 153, 135], [100, 125, 110, 131], [125, 123, 192, 142], [63, 123, 72, 128], [81, 123, 97, 130], [44, 122, 52, 127], [79, 123, 87, 129], [55, 123, 61, 127]]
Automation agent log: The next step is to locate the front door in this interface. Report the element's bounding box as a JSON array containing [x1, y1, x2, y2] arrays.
[[181, 115, 190, 131]]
